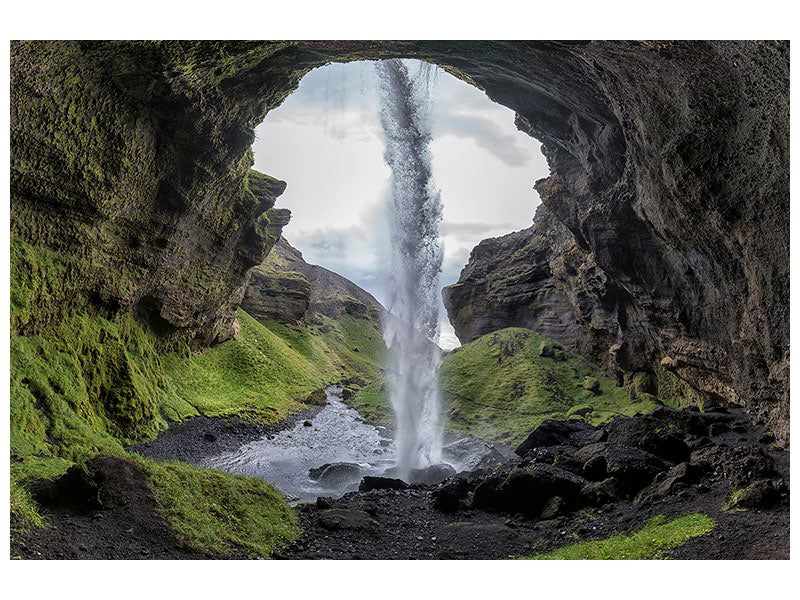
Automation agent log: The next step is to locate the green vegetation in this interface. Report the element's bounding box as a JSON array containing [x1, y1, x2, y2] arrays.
[[135, 456, 299, 557], [521, 514, 716, 559], [439, 328, 661, 446], [160, 309, 385, 423]]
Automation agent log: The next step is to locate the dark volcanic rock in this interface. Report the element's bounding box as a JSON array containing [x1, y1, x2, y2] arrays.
[[408, 463, 457, 486], [431, 477, 472, 513], [473, 464, 587, 516], [729, 480, 781, 510], [359, 476, 409, 492], [316, 509, 381, 533], [310, 463, 363, 487], [575, 443, 666, 495], [515, 419, 600, 456]]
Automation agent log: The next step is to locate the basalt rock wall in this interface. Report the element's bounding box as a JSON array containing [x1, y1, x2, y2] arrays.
[[11, 41, 789, 441]]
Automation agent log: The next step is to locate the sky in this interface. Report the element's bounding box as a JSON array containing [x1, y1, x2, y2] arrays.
[[251, 60, 549, 349]]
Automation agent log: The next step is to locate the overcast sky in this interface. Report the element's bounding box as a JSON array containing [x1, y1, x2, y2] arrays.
[[252, 60, 549, 349]]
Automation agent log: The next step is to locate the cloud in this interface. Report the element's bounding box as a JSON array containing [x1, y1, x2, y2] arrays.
[[439, 221, 520, 242], [433, 112, 532, 167]]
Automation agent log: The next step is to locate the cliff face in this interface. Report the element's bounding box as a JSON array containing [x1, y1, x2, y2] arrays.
[[11, 41, 789, 442], [436, 42, 789, 442], [242, 236, 383, 325]]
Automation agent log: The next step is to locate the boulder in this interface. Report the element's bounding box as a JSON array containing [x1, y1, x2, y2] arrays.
[[539, 495, 567, 519], [636, 462, 700, 504], [729, 479, 781, 510], [409, 463, 457, 485], [431, 477, 472, 513], [576, 443, 666, 495], [473, 464, 586, 516], [515, 419, 600, 456], [311, 462, 363, 487], [580, 477, 621, 506], [443, 435, 516, 472], [358, 476, 408, 492]]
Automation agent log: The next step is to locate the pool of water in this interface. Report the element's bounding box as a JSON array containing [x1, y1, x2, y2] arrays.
[[201, 386, 397, 503]]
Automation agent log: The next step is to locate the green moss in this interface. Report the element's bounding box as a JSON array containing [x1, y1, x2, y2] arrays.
[[159, 309, 385, 424], [520, 513, 716, 560], [653, 365, 702, 409], [133, 456, 299, 557], [439, 328, 660, 446]]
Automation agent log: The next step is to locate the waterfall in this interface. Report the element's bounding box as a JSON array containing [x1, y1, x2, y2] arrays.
[[376, 59, 444, 480]]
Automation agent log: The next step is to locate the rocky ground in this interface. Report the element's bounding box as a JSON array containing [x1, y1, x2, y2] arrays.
[[12, 405, 789, 560], [282, 405, 789, 559]]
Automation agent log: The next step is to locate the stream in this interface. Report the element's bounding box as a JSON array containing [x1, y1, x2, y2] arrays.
[[201, 386, 398, 503]]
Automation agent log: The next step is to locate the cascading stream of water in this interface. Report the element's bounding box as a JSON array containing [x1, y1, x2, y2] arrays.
[[376, 59, 444, 480]]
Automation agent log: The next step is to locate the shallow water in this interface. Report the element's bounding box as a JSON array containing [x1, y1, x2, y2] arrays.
[[201, 387, 396, 503]]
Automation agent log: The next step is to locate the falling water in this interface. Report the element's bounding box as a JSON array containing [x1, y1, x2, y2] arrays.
[[376, 59, 444, 480]]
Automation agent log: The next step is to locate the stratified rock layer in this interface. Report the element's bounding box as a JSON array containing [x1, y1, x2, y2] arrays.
[[11, 41, 789, 442], [241, 236, 383, 325]]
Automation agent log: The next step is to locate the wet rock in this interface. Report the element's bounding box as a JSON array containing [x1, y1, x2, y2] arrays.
[[316, 509, 381, 533], [359, 476, 408, 492], [311, 463, 363, 487], [515, 419, 600, 456], [203, 432, 216, 442], [443, 435, 515, 472], [431, 477, 471, 513], [409, 463, 457, 485], [303, 420, 312, 427]]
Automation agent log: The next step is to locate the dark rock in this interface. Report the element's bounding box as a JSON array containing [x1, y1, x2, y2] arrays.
[[408, 463, 457, 485], [473, 464, 586, 515], [729, 480, 781, 510], [580, 477, 621, 506], [315, 497, 333, 509], [203, 432, 216, 442], [576, 443, 666, 495], [431, 477, 471, 513], [691, 444, 776, 489], [358, 476, 408, 492], [443, 435, 516, 472], [303, 420, 312, 427], [515, 419, 600, 456], [582, 377, 601, 394], [636, 462, 700, 504], [709, 422, 730, 436], [310, 463, 362, 487], [539, 496, 567, 519], [316, 509, 381, 533]]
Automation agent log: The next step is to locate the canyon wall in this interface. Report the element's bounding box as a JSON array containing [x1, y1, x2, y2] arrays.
[[10, 41, 789, 441]]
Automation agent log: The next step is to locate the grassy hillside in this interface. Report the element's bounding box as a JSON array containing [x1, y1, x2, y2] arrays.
[[159, 309, 385, 423], [349, 327, 661, 446], [11, 262, 384, 554], [440, 327, 660, 446]]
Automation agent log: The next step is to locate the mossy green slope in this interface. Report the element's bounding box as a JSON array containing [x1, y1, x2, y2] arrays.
[[160, 308, 385, 423], [520, 513, 715, 559], [440, 328, 660, 446], [134, 456, 300, 557]]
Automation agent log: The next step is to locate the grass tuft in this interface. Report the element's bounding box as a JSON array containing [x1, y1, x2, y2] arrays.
[[520, 513, 716, 559]]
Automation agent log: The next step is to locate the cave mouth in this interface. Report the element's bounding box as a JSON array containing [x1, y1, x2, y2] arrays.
[[251, 58, 550, 350]]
